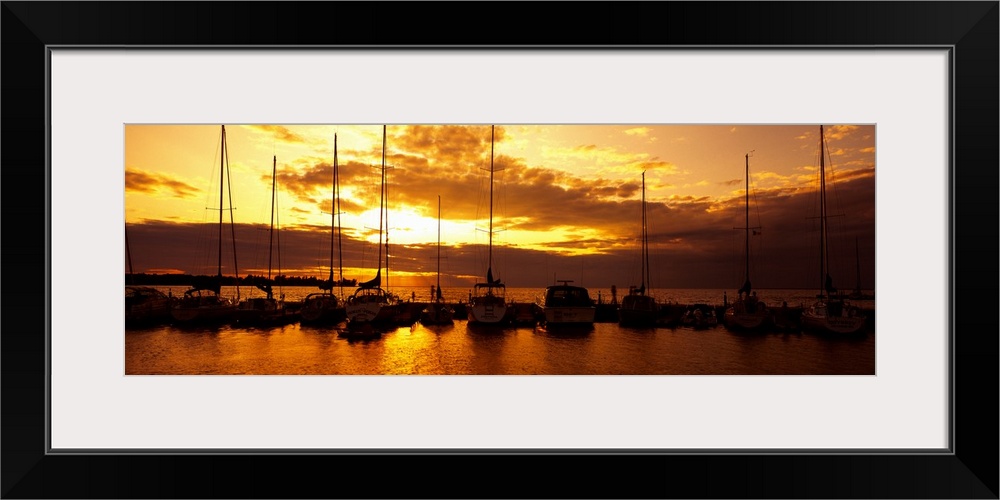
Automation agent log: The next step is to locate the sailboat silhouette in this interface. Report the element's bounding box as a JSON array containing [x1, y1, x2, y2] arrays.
[[301, 133, 349, 324], [618, 171, 659, 327], [171, 125, 240, 324], [420, 195, 455, 325], [234, 155, 296, 324], [467, 125, 510, 325], [723, 152, 770, 331], [344, 125, 401, 333], [801, 125, 867, 335]]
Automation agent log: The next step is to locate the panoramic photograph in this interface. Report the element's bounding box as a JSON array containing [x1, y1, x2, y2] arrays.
[[124, 124, 876, 375]]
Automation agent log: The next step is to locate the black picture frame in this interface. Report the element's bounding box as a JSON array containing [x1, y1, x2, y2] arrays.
[[3, 2, 996, 498]]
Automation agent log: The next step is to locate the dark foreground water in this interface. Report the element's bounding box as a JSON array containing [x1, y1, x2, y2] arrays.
[[126, 287, 875, 375]]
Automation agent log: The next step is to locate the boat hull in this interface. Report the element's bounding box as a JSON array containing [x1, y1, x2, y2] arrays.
[[801, 301, 866, 335], [125, 287, 173, 326], [170, 303, 237, 324], [543, 306, 596, 325], [801, 313, 866, 335], [300, 295, 346, 324], [345, 287, 402, 326], [126, 300, 173, 325], [345, 302, 384, 324], [420, 304, 455, 326], [618, 295, 658, 327], [340, 321, 383, 339], [723, 310, 770, 331], [347, 302, 407, 326], [682, 311, 718, 329], [541, 284, 596, 326], [234, 301, 299, 325], [468, 302, 509, 325]]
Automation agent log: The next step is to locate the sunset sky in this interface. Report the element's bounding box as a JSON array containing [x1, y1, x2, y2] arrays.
[[124, 124, 876, 291]]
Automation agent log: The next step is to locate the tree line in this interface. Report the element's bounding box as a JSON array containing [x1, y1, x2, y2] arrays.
[[125, 273, 357, 287]]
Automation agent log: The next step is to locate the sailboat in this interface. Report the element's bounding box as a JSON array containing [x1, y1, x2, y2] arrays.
[[467, 125, 510, 326], [234, 155, 297, 325], [420, 195, 455, 325], [800, 125, 867, 335], [125, 221, 173, 326], [171, 125, 240, 324], [618, 171, 659, 327], [723, 152, 770, 331], [344, 125, 400, 333], [301, 133, 348, 325]]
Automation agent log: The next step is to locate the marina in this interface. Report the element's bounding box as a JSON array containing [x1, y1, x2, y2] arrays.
[[124, 124, 877, 376], [125, 285, 875, 376]]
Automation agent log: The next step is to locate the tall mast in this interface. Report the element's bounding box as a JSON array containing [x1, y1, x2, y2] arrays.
[[734, 151, 759, 298], [744, 153, 750, 287], [225, 128, 240, 300], [437, 195, 442, 298], [226, 129, 241, 299], [336, 134, 344, 295], [641, 171, 648, 291], [819, 125, 829, 297], [329, 134, 337, 289], [377, 125, 386, 283], [383, 125, 390, 289], [218, 125, 225, 281], [267, 155, 276, 298], [488, 125, 495, 276]]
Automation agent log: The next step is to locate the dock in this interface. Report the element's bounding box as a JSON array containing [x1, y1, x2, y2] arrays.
[[132, 297, 875, 333]]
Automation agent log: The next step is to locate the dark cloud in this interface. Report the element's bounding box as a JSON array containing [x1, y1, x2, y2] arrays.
[[127, 125, 875, 291], [126, 163, 874, 291], [262, 126, 675, 235], [391, 125, 494, 168], [272, 158, 380, 220], [125, 168, 200, 198]]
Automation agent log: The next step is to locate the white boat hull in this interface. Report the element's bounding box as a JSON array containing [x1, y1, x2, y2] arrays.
[[346, 302, 383, 324], [468, 302, 508, 324], [801, 301, 866, 334], [543, 306, 596, 325]]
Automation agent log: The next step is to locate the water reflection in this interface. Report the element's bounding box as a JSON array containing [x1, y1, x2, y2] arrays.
[[126, 318, 874, 375]]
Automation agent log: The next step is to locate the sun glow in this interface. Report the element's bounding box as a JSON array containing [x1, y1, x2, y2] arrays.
[[125, 124, 875, 288]]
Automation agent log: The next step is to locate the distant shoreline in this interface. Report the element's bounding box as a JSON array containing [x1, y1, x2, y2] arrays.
[[125, 273, 353, 288], [125, 274, 870, 295]]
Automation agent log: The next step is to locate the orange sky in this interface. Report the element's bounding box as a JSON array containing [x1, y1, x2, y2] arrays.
[[124, 124, 876, 291]]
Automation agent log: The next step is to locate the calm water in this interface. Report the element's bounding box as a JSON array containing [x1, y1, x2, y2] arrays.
[[125, 286, 875, 375]]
